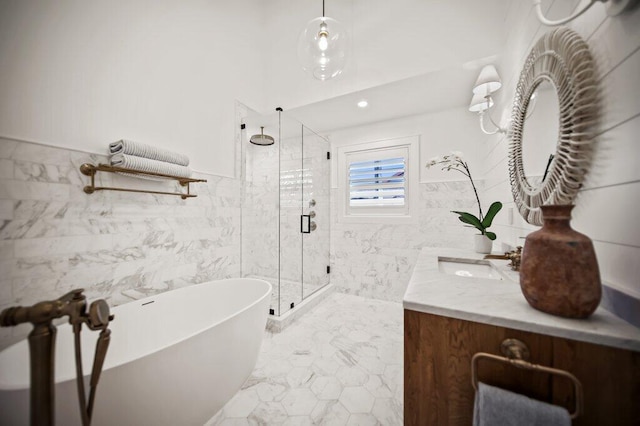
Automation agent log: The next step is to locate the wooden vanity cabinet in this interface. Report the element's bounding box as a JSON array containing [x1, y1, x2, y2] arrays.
[[404, 310, 640, 426]]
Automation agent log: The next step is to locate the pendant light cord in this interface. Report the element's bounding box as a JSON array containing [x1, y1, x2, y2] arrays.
[[322, 0, 325, 17]]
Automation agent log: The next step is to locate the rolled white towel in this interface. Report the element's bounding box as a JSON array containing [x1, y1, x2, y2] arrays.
[[110, 154, 192, 179], [109, 139, 190, 166]]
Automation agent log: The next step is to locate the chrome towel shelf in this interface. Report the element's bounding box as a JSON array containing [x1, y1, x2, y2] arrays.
[[80, 163, 207, 199], [471, 338, 583, 419]]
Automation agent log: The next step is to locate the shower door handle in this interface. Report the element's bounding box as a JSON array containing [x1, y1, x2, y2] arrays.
[[301, 215, 311, 234]]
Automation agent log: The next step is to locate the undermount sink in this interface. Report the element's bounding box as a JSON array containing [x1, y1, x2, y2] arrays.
[[438, 257, 504, 280]]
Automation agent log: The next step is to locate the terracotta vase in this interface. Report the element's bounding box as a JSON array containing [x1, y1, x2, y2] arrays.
[[520, 205, 601, 318]]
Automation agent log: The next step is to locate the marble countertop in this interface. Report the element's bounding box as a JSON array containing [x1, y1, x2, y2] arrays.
[[403, 247, 640, 352]]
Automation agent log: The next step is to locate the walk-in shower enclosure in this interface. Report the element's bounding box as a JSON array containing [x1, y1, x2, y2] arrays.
[[241, 109, 330, 316]]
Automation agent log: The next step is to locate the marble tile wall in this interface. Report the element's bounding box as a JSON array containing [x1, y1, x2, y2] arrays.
[[279, 135, 305, 287], [0, 138, 241, 349], [242, 138, 280, 283], [330, 180, 481, 303]]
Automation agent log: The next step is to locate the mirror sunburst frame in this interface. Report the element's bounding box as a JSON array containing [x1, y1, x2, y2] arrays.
[[509, 27, 598, 225]]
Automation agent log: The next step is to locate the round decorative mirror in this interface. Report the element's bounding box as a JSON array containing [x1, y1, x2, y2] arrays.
[[521, 78, 559, 188], [509, 27, 598, 225]]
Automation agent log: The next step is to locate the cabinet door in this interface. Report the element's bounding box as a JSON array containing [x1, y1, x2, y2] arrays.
[[404, 310, 553, 426], [404, 310, 640, 426], [550, 336, 640, 426]]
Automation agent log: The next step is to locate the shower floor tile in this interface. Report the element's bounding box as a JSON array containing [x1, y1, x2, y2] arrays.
[[206, 293, 404, 425]]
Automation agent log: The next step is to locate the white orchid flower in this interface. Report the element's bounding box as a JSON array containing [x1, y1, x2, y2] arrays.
[[450, 151, 464, 160], [423, 150, 502, 240], [425, 156, 441, 168]]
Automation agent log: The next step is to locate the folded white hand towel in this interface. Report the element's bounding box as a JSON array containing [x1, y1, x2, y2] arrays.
[[109, 140, 190, 166], [110, 154, 192, 179]]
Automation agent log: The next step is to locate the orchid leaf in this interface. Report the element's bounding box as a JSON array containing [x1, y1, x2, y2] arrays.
[[485, 231, 497, 241], [481, 201, 503, 229], [451, 211, 483, 231]]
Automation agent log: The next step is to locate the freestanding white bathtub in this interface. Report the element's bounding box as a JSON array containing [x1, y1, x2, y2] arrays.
[[0, 278, 271, 426]]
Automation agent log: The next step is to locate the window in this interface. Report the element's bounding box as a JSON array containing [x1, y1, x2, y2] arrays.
[[337, 136, 419, 223], [349, 155, 406, 209]]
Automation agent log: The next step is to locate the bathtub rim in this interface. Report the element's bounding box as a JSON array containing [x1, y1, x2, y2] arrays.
[[0, 278, 272, 390]]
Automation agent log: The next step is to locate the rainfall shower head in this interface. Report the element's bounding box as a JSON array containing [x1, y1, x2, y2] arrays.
[[250, 126, 275, 146]]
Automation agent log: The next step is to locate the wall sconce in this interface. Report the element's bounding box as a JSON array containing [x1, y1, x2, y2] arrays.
[[469, 65, 507, 135], [534, 0, 638, 26]]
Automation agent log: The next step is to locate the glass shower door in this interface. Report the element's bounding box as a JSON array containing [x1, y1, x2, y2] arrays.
[[278, 118, 304, 315], [302, 125, 331, 299]]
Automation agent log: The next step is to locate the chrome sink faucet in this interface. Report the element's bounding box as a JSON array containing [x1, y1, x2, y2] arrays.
[[0, 289, 113, 426], [484, 246, 523, 271]]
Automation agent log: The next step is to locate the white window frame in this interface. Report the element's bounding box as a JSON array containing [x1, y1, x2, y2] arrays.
[[337, 136, 419, 224]]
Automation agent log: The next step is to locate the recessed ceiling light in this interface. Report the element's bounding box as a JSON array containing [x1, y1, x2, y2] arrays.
[[357, 100, 368, 108]]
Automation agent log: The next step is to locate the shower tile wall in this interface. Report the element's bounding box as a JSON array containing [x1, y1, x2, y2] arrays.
[[242, 139, 279, 283], [330, 180, 481, 302], [0, 138, 241, 350], [279, 134, 303, 290]]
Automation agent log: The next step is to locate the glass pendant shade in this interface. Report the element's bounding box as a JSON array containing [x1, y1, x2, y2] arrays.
[[298, 16, 348, 81]]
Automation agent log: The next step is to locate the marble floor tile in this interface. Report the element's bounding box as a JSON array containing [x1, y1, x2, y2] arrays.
[[207, 292, 403, 425], [339, 387, 375, 414]]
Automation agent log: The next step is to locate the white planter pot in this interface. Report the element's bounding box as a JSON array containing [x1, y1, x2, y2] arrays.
[[474, 234, 493, 254]]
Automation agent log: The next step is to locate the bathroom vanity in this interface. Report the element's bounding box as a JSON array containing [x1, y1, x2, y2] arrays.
[[403, 248, 640, 426]]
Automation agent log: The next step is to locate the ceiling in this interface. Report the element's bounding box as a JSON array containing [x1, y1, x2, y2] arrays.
[[247, 0, 510, 135], [246, 57, 501, 137], [286, 61, 496, 134]]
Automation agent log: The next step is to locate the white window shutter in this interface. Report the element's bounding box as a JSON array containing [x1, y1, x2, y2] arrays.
[[348, 157, 406, 207]]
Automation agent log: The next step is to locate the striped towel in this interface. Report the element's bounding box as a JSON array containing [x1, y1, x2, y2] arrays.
[[109, 140, 190, 166], [110, 154, 192, 179]]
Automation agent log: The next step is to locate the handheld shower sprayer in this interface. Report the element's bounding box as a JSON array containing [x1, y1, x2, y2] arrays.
[[0, 289, 114, 426]]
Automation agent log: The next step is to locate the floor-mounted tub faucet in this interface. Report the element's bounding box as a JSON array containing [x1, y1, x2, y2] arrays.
[[0, 289, 113, 426]]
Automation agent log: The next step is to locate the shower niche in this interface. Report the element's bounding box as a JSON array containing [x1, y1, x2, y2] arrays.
[[241, 108, 331, 316]]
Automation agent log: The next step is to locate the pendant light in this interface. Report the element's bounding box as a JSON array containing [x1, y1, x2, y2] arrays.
[[297, 0, 348, 81]]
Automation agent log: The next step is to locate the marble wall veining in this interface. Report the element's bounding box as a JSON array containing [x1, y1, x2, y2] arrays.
[[0, 137, 242, 350]]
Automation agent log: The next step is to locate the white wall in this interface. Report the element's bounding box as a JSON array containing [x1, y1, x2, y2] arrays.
[[0, 0, 266, 177], [484, 0, 640, 300], [0, 0, 508, 175], [329, 107, 488, 301]]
